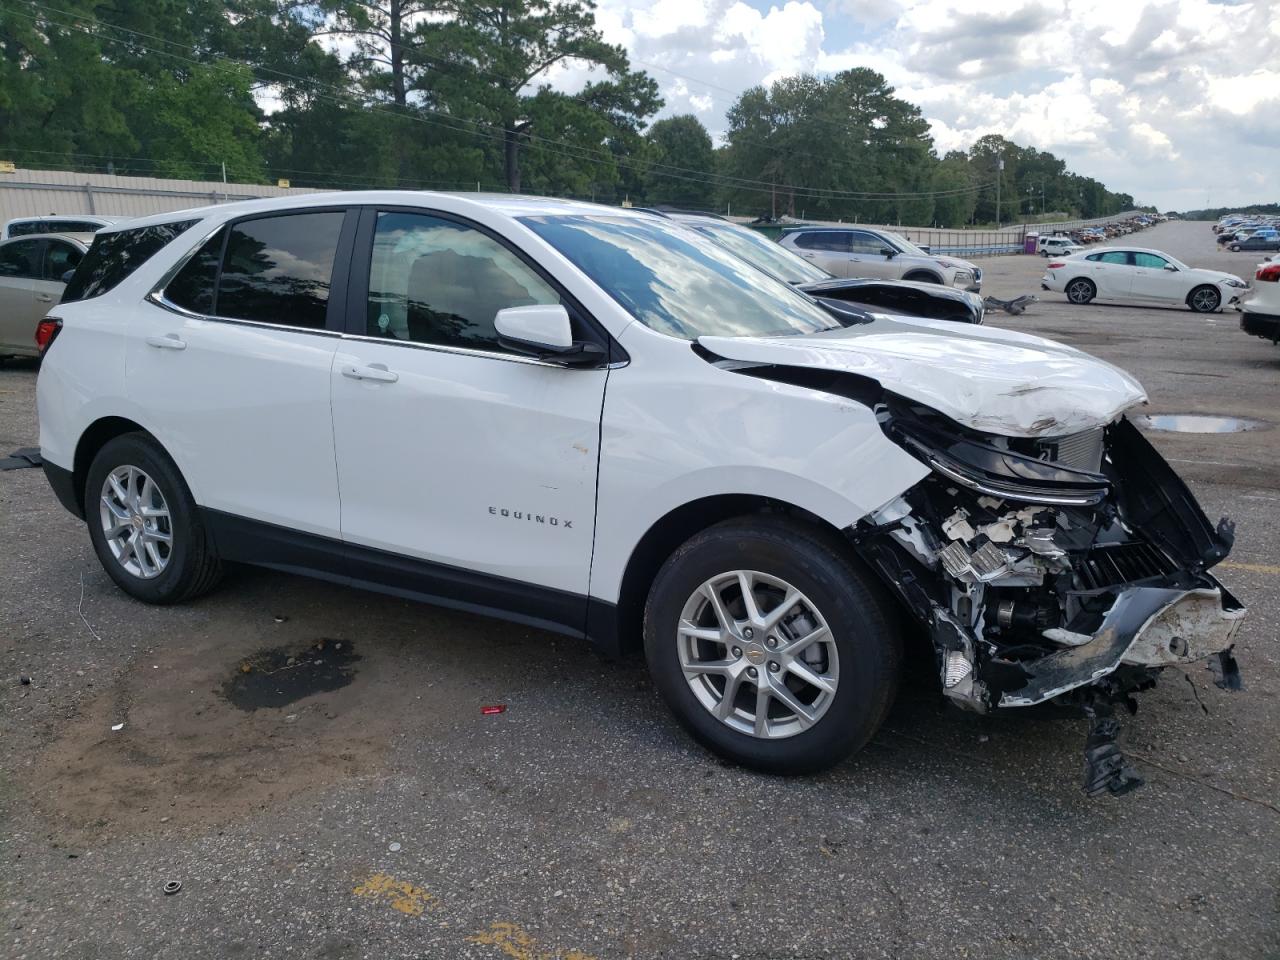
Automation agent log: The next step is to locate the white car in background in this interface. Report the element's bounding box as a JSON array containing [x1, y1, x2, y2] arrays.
[[1037, 235, 1081, 257], [1041, 247, 1249, 313], [1241, 258, 1280, 345], [2, 215, 123, 240]]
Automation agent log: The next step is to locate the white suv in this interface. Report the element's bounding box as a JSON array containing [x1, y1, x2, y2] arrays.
[[36, 193, 1244, 789], [778, 226, 982, 291]]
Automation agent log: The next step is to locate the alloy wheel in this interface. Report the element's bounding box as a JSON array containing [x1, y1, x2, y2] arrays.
[[676, 570, 839, 740], [1066, 280, 1093, 304], [1191, 288, 1220, 312], [99, 464, 173, 579]]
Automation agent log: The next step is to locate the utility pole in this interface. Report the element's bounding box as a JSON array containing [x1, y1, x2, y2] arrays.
[[995, 158, 1004, 229], [221, 161, 227, 184]]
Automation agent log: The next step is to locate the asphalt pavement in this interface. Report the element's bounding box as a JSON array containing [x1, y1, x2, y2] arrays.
[[1, 219, 1277, 959]]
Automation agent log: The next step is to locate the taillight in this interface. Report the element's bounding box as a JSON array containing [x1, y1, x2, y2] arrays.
[[1046, 261, 1066, 269], [35, 317, 62, 354], [1256, 263, 1280, 283]]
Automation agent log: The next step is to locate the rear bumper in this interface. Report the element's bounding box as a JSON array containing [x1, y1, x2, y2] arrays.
[[43, 460, 83, 519], [1241, 309, 1280, 343]]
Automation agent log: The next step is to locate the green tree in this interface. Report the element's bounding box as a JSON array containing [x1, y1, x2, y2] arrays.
[[427, 0, 657, 192], [643, 114, 714, 207]]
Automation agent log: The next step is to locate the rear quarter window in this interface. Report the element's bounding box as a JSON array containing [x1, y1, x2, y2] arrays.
[[62, 220, 198, 302]]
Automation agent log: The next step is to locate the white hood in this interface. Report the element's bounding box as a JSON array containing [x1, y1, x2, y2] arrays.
[[700, 315, 1147, 438]]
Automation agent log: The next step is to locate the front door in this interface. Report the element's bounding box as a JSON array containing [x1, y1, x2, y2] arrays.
[[330, 209, 608, 629], [847, 230, 895, 279], [1129, 251, 1178, 302]]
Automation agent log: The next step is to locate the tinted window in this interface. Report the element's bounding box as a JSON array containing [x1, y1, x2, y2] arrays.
[[792, 231, 851, 252], [1098, 251, 1131, 265], [366, 212, 559, 351], [217, 212, 343, 328], [0, 239, 43, 279], [62, 220, 198, 302], [848, 231, 886, 255], [42, 240, 83, 281], [1132, 252, 1168, 269], [165, 229, 225, 315], [6, 221, 47, 238], [56, 221, 106, 234], [522, 214, 840, 340]]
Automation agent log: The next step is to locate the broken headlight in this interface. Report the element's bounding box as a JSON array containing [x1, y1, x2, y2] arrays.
[[885, 401, 1110, 507]]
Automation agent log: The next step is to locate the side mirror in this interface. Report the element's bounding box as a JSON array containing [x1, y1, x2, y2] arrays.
[[917, 244, 931, 254], [61, 268, 76, 283], [494, 304, 604, 366], [1163, 264, 1178, 271], [880, 247, 897, 259]]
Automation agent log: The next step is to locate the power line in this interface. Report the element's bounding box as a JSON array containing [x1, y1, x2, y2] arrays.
[[9, 2, 998, 204]]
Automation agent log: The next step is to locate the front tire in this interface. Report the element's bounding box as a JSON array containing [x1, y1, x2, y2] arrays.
[[643, 517, 901, 775], [1188, 285, 1221, 313], [85, 433, 223, 604], [902, 270, 942, 284], [1065, 277, 1096, 304]]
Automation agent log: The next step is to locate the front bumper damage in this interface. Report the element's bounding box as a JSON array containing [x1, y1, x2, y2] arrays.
[[854, 408, 1246, 795]]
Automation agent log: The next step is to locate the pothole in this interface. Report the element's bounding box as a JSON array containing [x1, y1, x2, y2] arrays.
[[1136, 414, 1267, 434], [222, 639, 359, 710]]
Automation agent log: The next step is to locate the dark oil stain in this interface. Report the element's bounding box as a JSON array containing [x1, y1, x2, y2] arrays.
[[222, 639, 359, 711]]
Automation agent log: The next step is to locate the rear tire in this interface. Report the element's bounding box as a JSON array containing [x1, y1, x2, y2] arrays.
[[1188, 285, 1221, 313], [643, 517, 901, 775], [1065, 277, 1096, 304], [85, 433, 223, 604]]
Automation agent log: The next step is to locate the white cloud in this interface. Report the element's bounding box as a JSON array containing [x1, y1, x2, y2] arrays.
[[590, 0, 1278, 209]]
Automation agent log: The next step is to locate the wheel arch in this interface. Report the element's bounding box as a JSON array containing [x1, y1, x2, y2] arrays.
[[902, 269, 943, 284], [605, 494, 850, 658], [72, 416, 160, 515]]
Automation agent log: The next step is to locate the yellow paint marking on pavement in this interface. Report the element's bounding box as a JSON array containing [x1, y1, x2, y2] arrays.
[[467, 921, 596, 960], [1219, 561, 1280, 576], [352, 873, 436, 916]]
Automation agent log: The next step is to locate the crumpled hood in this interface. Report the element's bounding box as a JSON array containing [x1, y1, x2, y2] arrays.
[[699, 314, 1148, 438]]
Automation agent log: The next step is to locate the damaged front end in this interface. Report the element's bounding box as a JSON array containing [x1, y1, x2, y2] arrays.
[[854, 400, 1246, 794]]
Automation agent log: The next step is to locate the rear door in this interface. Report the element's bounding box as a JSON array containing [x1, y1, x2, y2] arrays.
[[0, 238, 44, 353], [1088, 250, 1133, 297], [132, 208, 354, 542], [791, 231, 853, 276], [37, 238, 84, 311], [329, 207, 608, 626]]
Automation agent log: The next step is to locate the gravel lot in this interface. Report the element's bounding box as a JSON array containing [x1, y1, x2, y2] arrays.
[[1, 218, 1277, 959]]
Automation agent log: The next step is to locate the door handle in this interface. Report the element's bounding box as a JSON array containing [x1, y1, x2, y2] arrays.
[[145, 334, 186, 351], [342, 362, 398, 383], [36, 294, 55, 303]]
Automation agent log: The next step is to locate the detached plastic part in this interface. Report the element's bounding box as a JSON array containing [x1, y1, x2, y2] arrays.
[[1082, 716, 1144, 797]]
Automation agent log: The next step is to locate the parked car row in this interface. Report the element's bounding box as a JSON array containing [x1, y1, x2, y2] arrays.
[[27, 192, 1243, 790], [1213, 214, 1280, 253]]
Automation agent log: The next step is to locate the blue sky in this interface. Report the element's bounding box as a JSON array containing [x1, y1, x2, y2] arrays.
[[547, 0, 1280, 210]]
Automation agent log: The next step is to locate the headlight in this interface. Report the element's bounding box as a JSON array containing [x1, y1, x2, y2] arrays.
[[886, 402, 1111, 506], [1223, 278, 1248, 289], [951, 270, 974, 285]]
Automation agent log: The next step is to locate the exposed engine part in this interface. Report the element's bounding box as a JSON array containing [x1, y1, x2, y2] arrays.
[[941, 509, 976, 542], [996, 598, 1060, 631]]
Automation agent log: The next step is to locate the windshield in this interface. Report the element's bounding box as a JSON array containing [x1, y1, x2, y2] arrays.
[[521, 214, 841, 340], [691, 222, 829, 284]]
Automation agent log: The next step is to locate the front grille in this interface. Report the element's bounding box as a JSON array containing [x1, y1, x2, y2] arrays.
[[1049, 427, 1105, 473], [1077, 541, 1177, 590]]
